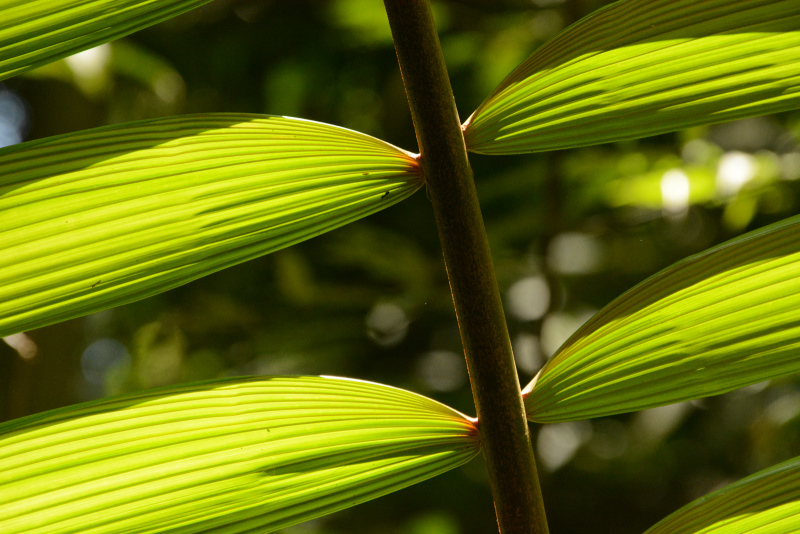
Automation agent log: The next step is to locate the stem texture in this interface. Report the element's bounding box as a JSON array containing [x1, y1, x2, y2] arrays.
[[382, 2, 549, 533]]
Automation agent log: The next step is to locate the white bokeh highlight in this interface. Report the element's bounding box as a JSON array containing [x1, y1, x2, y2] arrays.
[[537, 421, 592, 471], [507, 276, 550, 321], [661, 169, 690, 217], [716, 151, 757, 196]]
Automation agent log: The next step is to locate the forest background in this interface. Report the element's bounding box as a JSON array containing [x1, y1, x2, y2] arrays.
[[2, 0, 800, 533]]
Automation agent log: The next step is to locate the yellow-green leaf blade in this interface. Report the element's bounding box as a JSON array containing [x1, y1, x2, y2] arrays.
[[464, 0, 800, 155], [0, 0, 216, 82], [0, 375, 480, 534], [645, 456, 800, 534], [524, 216, 800, 423], [0, 114, 421, 338]]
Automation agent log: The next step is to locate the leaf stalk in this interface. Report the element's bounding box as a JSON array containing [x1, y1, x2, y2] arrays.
[[382, 1, 549, 532]]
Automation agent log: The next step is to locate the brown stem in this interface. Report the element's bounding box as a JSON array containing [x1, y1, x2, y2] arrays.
[[382, 1, 549, 533]]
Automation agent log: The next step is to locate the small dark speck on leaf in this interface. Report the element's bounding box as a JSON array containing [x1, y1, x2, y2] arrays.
[[381, 191, 390, 200], [91, 279, 101, 288], [362, 172, 369, 175]]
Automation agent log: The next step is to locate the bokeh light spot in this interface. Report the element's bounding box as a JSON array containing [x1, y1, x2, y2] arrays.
[[717, 151, 757, 196], [417, 350, 467, 392], [537, 421, 592, 471], [81, 338, 130, 385], [507, 276, 550, 321]]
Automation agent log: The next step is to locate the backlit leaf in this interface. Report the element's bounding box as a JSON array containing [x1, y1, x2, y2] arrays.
[[0, 114, 421, 337], [524, 215, 800, 422], [464, 0, 800, 154], [0, 375, 480, 534], [645, 455, 800, 534], [0, 0, 215, 81]]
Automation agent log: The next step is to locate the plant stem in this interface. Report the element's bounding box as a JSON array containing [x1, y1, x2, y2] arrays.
[[382, 2, 549, 533]]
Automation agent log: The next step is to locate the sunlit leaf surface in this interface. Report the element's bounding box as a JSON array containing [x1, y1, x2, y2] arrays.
[[464, 0, 800, 154], [524, 215, 800, 422], [0, 114, 421, 337], [0, 0, 216, 81], [645, 455, 800, 534], [0, 375, 480, 534]]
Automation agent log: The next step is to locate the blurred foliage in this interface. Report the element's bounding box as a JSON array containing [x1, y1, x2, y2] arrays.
[[1, 0, 800, 533]]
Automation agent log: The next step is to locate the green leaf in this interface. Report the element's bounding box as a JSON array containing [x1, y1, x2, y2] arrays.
[[0, 114, 421, 337], [0, 0, 215, 82], [523, 215, 800, 423], [644, 455, 800, 534], [464, 0, 800, 155], [0, 375, 480, 534]]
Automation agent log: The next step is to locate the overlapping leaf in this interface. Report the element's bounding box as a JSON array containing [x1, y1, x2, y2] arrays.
[[464, 0, 800, 154], [524, 215, 800, 422], [0, 0, 217, 81], [645, 455, 800, 534], [0, 375, 480, 534], [0, 114, 421, 337]]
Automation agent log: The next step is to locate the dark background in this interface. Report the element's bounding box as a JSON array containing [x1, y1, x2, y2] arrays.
[[2, 1, 800, 533]]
